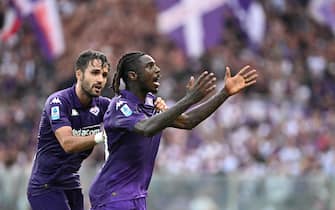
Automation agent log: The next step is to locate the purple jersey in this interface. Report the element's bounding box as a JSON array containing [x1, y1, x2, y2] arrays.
[[27, 85, 110, 196], [89, 90, 162, 208]]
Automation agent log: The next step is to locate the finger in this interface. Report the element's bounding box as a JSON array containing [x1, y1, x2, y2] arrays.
[[245, 74, 258, 83], [245, 80, 257, 87], [194, 71, 209, 86], [154, 97, 162, 105], [198, 72, 216, 89], [225, 66, 231, 79], [237, 65, 251, 76], [202, 76, 217, 90], [205, 84, 216, 93], [158, 105, 165, 110], [242, 69, 257, 79], [186, 76, 196, 89]]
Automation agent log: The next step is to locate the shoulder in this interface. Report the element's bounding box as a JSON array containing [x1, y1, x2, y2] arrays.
[[96, 96, 111, 106], [108, 96, 135, 116], [44, 88, 71, 108]]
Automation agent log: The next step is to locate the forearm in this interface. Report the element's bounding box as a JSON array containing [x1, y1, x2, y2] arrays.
[[181, 90, 230, 128], [61, 135, 97, 153], [134, 97, 194, 136]]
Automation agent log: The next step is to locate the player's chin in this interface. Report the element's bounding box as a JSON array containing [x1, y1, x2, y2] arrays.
[[151, 83, 159, 93], [150, 87, 159, 94], [90, 90, 101, 97]]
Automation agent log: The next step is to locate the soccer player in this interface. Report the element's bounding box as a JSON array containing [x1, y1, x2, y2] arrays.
[[27, 50, 111, 210], [89, 51, 258, 210]]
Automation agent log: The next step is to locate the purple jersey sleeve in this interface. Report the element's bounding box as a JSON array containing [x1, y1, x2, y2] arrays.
[[106, 99, 146, 131], [45, 96, 71, 132]]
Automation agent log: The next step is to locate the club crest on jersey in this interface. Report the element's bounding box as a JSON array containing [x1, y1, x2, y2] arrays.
[[51, 106, 60, 120], [50, 97, 62, 104], [90, 106, 100, 116], [120, 104, 132, 117]]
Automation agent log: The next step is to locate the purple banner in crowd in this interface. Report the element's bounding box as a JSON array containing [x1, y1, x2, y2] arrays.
[[155, 0, 263, 57], [309, 0, 335, 35], [156, 0, 229, 57], [9, 0, 65, 60]]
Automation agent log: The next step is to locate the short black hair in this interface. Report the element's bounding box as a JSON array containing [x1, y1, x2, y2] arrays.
[[111, 51, 145, 94], [75, 49, 110, 72]]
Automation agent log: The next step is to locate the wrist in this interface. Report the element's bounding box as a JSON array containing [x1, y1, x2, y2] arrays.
[[182, 93, 201, 105], [220, 89, 230, 98], [94, 131, 106, 144]]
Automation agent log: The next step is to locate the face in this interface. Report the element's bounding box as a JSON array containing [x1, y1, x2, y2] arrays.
[[137, 55, 161, 94], [78, 58, 109, 97]]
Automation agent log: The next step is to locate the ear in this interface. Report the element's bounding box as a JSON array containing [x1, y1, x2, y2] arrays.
[[75, 69, 83, 81], [127, 71, 138, 81]]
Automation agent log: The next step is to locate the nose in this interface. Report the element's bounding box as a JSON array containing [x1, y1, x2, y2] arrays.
[[96, 73, 104, 83], [155, 66, 160, 74]]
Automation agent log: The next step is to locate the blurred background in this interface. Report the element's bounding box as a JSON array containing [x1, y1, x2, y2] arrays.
[[1, 0, 335, 209]]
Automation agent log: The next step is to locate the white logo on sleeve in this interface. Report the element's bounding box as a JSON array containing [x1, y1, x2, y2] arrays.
[[116, 100, 126, 110], [90, 106, 100, 116], [51, 106, 60, 120], [71, 109, 79, 116], [50, 97, 62, 104], [120, 104, 132, 117]]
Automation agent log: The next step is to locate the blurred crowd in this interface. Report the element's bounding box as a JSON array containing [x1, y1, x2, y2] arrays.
[[1, 0, 335, 179]]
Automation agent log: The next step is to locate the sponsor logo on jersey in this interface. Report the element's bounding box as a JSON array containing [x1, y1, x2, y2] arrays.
[[50, 97, 62, 104], [51, 106, 60, 120], [72, 124, 101, 136]]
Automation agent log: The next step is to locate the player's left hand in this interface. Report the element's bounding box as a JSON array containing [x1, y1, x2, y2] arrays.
[[223, 65, 258, 96], [154, 97, 168, 112]]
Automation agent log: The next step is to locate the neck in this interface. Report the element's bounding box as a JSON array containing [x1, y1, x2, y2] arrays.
[[127, 85, 147, 103], [75, 83, 92, 107]]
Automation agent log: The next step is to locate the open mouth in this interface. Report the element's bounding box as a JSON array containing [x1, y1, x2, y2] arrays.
[[153, 76, 160, 87], [93, 85, 102, 93]]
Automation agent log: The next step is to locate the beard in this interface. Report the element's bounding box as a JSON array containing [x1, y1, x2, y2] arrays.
[[81, 81, 99, 97]]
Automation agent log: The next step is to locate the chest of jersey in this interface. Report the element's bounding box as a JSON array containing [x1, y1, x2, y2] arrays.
[[70, 107, 103, 137]]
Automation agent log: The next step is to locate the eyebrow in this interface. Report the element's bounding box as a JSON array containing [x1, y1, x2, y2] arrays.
[[145, 61, 155, 67]]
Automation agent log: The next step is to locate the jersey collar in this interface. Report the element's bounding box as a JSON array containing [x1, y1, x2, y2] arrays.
[[120, 90, 156, 107], [71, 85, 98, 108]]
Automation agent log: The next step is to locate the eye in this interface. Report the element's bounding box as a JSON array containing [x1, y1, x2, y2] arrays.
[[146, 62, 155, 70]]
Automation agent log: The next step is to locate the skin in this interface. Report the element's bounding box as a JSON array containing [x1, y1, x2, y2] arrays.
[[76, 59, 109, 105], [127, 54, 258, 136], [127, 55, 161, 101], [55, 58, 109, 153], [171, 65, 258, 129]]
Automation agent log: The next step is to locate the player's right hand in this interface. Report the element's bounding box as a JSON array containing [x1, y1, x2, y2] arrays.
[[94, 130, 107, 144], [185, 71, 216, 104]]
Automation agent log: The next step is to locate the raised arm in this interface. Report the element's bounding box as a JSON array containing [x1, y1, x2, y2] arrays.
[[133, 71, 216, 136], [171, 65, 258, 129]]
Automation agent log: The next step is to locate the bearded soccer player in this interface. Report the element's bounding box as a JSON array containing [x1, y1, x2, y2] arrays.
[[27, 50, 112, 210], [89, 51, 258, 210]]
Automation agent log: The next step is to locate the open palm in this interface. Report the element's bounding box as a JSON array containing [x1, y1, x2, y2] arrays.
[[224, 65, 258, 96]]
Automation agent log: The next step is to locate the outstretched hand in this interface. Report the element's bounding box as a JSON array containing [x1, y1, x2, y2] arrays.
[[185, 71, 216, 103], [224, 65, 258, 96]]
